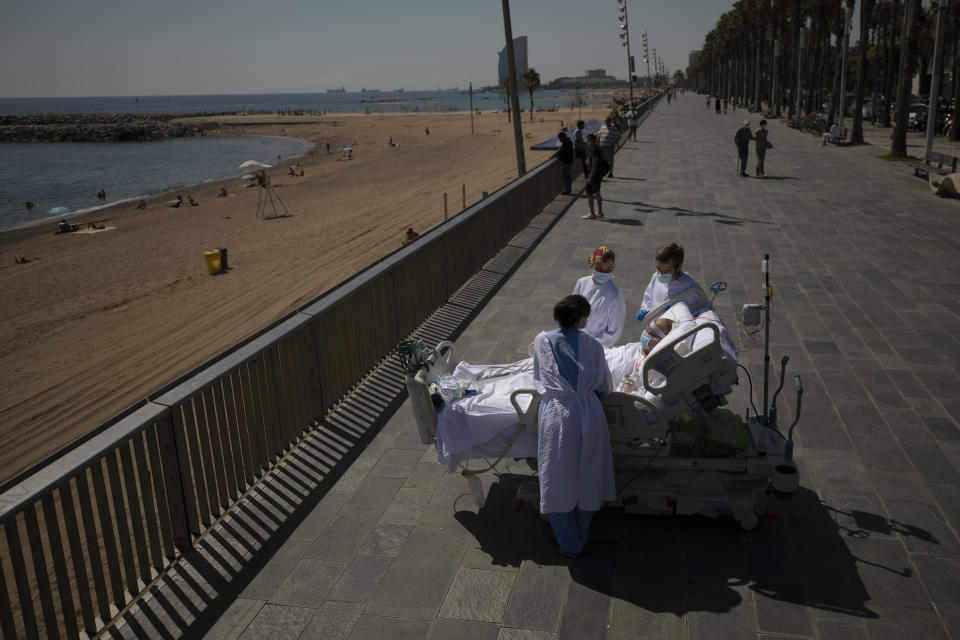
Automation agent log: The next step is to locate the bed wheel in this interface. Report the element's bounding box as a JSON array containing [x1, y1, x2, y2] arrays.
[[735, 511, 760, 531]]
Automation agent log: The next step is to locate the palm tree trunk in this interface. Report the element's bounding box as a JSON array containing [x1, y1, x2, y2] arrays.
[[853, 0, 876, 143], [827, 0, 844, 126], [891, 0, 920, 157], [951, 1, 960, 141], [882, 0, 900, 127]]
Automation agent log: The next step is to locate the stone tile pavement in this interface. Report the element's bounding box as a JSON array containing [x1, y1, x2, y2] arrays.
[[108, 94, 960, 639]]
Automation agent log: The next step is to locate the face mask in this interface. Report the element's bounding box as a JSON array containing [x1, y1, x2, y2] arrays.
[[593, 271, 613, 284], [640, 331, 652, 351], [656, 272, 673, 284]]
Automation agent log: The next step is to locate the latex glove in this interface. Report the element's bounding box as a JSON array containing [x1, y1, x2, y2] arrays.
[[636, 309, 648, 322]]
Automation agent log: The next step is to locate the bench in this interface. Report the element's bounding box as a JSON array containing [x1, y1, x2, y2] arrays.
[[829, 126, 847, 144], [907, 151, 959, 179]]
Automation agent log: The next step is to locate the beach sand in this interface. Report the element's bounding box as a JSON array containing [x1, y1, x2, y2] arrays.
[[0, 107, 608, 483]]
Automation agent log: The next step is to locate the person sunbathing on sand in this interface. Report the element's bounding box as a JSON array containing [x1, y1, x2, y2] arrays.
[[217, 188, 228, 198], [188, 196, 199, 206], [402, 228, 419, 244], [58, 219, 80, 234], [15, 255, 31, 264], [136, 200, 147, 209]]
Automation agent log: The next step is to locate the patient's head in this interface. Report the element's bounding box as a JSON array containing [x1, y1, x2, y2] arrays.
[[642, 317, 673, 355], [554, 294, 591, 331]]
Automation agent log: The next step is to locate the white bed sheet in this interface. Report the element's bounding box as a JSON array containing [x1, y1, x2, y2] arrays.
[[435, 313, 738, 471]]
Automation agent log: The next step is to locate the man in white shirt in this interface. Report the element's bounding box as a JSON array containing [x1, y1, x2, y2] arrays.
[[572, 246, 627, 347]]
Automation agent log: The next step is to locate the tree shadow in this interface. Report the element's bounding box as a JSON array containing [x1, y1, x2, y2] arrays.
[[456, 480, 932, 620], [597, 218, 643, 226], [602, 200, 773, 226]]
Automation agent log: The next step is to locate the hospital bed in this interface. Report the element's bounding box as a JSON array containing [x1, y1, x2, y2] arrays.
[[399, 286, 802, 530]]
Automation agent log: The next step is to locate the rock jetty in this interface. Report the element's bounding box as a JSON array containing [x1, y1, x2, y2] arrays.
[[0, 113, 230, 143]]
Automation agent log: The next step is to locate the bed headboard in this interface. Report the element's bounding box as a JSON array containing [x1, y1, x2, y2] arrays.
[[641, 323, 733, 414]]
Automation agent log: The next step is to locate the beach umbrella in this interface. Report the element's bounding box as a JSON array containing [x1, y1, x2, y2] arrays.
[[239, 160, 271, 169], [46, 206, 72, 215]]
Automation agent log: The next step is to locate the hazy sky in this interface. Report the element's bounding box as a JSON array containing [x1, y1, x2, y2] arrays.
[[1, 0, 736, 98]]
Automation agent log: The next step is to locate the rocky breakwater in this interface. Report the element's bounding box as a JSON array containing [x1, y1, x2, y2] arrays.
[[0, 112, 229, 143]]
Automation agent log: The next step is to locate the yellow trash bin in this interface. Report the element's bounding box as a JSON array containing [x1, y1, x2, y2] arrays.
[[204, 250, 222, 275]]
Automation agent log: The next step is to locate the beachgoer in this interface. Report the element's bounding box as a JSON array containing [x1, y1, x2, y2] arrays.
[[552, 131, 574, 195], [188, 196, 199, 206], [136, 200, 147, 209], [288, 167, 297, 177], [217, 188, 228, 198], [57, 219, 78, 234], [25, 201, 33, 210], [15, 255, 31, 264], [402, 228, 419, 244], [326, 141, 331, 154], [389, 136, 394, 146], [425, 127, 430, 136]]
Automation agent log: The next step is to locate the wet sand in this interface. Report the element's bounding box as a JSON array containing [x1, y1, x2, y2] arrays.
[[0, 107, 608, 483]]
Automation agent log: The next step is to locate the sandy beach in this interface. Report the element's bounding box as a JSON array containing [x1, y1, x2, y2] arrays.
[[0, 107, 609, 483]]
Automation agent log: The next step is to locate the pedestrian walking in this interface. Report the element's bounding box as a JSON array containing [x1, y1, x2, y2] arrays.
[[582, 134, 607, 219], [734, 119, 754, 177], [597, 115, 619, 178], [552, 131, 574, 195], [754, 119, 771, 176], [573, 120, 588, 177], [625, 107, 639, 141], [715, 97, 721, 114]]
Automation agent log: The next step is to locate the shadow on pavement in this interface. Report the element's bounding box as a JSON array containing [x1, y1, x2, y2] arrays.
[[457, 480, 934, 620]]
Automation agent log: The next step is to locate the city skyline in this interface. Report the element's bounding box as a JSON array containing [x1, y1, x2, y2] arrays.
[[1, 0, 736, 98]]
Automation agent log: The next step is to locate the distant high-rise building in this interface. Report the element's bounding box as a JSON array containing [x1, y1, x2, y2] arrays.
[[689, 51, 701, 68], [498, 36, 529, 84]]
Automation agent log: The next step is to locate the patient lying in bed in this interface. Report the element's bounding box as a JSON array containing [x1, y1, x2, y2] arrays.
[[435, 302, 737, 470]]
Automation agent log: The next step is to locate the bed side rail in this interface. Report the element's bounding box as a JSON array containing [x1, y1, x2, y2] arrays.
[[642, 323, 725, 411], [510, 388, 542, 434]]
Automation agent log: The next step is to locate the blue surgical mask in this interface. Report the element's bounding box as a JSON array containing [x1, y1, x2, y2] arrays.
[[593, 271, 613, 284], [640, 331, 652, 351], [656, 272, 673, 284]]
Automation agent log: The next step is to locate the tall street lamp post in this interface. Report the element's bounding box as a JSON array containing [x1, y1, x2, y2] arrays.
[[618, 0, 635, 105]]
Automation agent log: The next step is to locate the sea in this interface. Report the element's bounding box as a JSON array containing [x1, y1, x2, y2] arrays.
[[0, 90, 597, 231]]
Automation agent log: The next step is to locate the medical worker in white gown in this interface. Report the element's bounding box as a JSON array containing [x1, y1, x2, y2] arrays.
[[572, 246, 626, 348], [636, 241, 702, 323], [533, 294, 615, 557]]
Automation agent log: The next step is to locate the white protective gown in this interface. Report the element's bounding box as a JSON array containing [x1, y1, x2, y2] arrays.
[[640, 270, 702, 315], [572, 275, 627, 348], [533, 331, 615, 513]]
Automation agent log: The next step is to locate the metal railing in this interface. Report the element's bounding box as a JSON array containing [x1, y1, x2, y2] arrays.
[[0, 95, 658, 639]]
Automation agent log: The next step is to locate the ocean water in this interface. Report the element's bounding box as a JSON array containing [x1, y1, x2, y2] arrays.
[[0, 136, 311, 230], [0, 90, 599, 116]]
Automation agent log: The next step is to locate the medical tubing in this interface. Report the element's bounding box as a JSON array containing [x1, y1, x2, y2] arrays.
[[787, 374, 803, 440], [761, 254, 771, 424], [736, 363, 760, 418], [769, 356, 790, 413], [616, 428, 670, 495]]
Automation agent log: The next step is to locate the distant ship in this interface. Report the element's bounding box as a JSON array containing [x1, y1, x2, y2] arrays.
[[361, 88, 380, 93], [395, 88, 404, 93], [326, 87, 346, 93]]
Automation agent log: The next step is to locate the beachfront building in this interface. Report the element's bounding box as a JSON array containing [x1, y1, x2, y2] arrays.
[[545, 68, 624, 90], [498, 36, 529, 84]]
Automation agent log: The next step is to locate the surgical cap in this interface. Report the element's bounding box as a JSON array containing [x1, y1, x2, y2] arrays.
[[589, 246, 616, 266]]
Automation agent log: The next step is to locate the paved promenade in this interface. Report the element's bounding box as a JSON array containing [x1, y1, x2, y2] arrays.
[[112, 95, 960, 639]]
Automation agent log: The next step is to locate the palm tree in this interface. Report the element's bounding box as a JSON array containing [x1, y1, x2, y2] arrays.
[[521, 69, 541, 122], [498, 78, 512, 123], [891, 0, 921, 157], [852, 0, 876, 144]]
